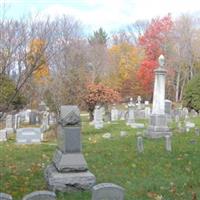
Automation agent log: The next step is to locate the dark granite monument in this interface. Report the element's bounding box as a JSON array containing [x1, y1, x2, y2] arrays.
[[44, 105, 96, 192]]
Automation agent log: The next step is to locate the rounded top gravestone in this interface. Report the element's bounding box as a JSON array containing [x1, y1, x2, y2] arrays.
[[22, 191, 56, 200]]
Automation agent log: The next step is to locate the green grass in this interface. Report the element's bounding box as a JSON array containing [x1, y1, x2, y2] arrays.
[[1, 118, 200, 200]]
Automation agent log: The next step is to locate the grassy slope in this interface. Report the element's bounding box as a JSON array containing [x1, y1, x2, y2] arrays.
[[1, 118, 200, 200]]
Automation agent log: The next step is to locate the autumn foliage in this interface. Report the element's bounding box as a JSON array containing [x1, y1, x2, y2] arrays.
[[137, 14, 173, 96], [84, 83, 121, 119]]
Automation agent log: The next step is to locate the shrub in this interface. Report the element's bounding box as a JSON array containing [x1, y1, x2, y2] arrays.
[[183, 74, 200, 111]]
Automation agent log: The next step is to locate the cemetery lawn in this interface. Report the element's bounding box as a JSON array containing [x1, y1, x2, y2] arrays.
[[1, 118, 200, 200]]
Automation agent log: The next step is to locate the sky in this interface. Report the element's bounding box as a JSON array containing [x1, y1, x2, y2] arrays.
[[1, 0, 200, 33]]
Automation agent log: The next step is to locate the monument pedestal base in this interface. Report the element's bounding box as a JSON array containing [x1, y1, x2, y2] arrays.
[[146, 114, 172, 138], [44, 164, 96, 192]]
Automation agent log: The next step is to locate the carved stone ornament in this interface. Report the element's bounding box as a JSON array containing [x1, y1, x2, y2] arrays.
[[58, 110, 80, 126]]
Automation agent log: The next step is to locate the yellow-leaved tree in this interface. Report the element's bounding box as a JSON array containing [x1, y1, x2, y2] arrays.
[[106, 42, 144, 98]]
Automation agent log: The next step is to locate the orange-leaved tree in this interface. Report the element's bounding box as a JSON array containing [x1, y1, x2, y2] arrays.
[[84, 83, 121, 120]]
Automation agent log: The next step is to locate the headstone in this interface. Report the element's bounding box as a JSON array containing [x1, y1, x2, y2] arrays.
[[120, 131, 127, 137], [131, 123, 145, 129], [195, 128, 200, 136], [190, 109, 198, 118], [16, 128, 42, 144], [185, 121, 195, 128], [182, 107, 189, 119], [29, 112, 37, 125], [111, 106, 118, 121], [145, 107, 151, 119], [126, 98, 135, 126], [45, 105, 96, 192], [165, 100, 172, 115], [137, 136, 144, 153], [24, 109, 31, 123], [144, 101, 149, 105], [0, 129, 7, 142], [5, 115, 13, 133], [92, 183, 124, 200], [165, 135, 172, 152], [0, 193, 12, 200], [14, 114, 20, 130], [94, 105, 103, 129], [22, 191, 56, 200], [102, 133, 112, 139], [146, 55, 171, 138], [136, 96, 142, 109]]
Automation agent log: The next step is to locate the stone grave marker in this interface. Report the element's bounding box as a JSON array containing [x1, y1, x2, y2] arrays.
[[5, 114, 13, 133], [165, 99, 172, 115], [195, 128, 200, 136], [111, 106, 118, 121], [94, 105, 103, 129], [16, 128, 42, 144], [22, 191, 56, 200], [45, 105, 96, 192], [165, 135, 172, 152], [29, 112, 37, 125], [0, 129, 7, 142], [137, 136, 144, 153], [120, 131, 127, 137], [24, 109, 31, 123], [126, 98, 135, 126], [0, 193, 12, 200], [92, 183, 124, 200], [14, 114, 20, 130]]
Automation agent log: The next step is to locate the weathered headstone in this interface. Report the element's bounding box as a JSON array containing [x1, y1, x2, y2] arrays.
[[94, 105, 103, 129], [0, 129, 7, 142], [182, 107, 189, 119], [146, 55, 171, 138], [45, 105, 96, 192], [126, 98, 135, 126], [92, 183, 124, 200], [145, 106, 151, 119], [14, 114, 20, 130], [102, 133, 112, 139], [120, 131, 127, 137], [165, 135, 172, 152], [22, 191, 56, 200], [195, 128, 200, 136], [5, 114, 13, 133], [24, 109, 31, 123], [16, 128, 42, 144], [29, 112, 37, 125], [0, 193, 12, 200], [136, 96, 142, 109], [165, 100, 172, 115], [137, 136, 144, 153], [111, 106, 118, 121]]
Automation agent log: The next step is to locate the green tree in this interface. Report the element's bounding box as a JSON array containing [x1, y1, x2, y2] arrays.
[[183, 74, 200, 111], [0, 75, 26, 111], [88, 27, 108, 46]]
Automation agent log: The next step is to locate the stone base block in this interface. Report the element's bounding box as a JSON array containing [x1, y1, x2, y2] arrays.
[[44, 164, 96, 192], [145, 114, 172, 138], [53, 150, 88, 172]]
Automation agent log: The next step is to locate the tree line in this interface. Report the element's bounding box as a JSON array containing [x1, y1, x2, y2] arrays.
[[1, 12, 200, 114]]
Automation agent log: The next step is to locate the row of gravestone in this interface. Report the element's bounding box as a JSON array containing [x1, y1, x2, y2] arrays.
[[0, 128, 43, 144], [0, 183, 125, 200]]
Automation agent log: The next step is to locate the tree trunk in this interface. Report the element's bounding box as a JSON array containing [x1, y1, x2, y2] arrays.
[[175, 68, 180, 102]]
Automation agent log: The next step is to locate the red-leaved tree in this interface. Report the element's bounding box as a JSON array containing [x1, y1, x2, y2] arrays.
[[84, 83, 121, 120], [137, 14, 173, 97]]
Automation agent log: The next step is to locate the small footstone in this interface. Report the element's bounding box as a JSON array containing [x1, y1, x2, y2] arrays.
[[22, 191, 56, 200], [0, 193, 12, 200]]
